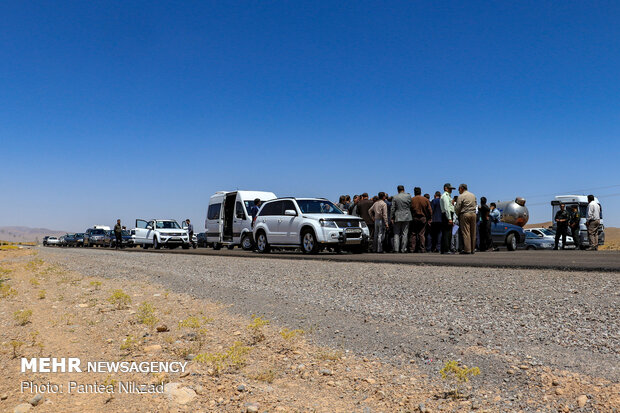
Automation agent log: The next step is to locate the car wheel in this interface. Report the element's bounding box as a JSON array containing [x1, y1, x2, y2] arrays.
[[153, 237, 161, 250], [256, 232, 270, 253], [213, 243, 222, 250], [301, 230, 319, 254], [506, 233, 517, 251], [240, 234, 254, 251]]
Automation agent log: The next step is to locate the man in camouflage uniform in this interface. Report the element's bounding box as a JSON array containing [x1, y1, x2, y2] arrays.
[[568, 205, 581, 249], [553, 203, 569, 250]]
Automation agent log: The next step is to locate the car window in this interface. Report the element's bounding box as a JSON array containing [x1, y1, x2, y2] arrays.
[[92, 229, 105, 235], [296, 199, 343, 214], [235, 202, 246, 219], [156, 221, 180, 229], [136, 220, 148, 229], [281, 200, 296, 214], [208, 203, 221, 220], [259, 201, 282, 216]]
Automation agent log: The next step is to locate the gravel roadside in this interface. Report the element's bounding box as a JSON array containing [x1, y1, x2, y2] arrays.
[[39, 247, 619, 389]]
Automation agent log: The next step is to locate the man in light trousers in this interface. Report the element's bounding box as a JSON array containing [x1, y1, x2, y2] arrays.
[[369, 192, 389, 253], [586, 194, 601, 250], [455, 183, 477, 254], [390, 185, 412, 253]]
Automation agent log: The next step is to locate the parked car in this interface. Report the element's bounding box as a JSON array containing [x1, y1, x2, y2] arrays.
[[46, 236, 60, 246], [84, 228, 107, 247], [74, 233, 85, 247], [133, 219, 190, 249], [104, 230, 133, 248], [61, 233, 78, 247], [196, 232, 208, 248], [524, 231, 555, 250], [525, 227, 574, 249], [490, 221, 525, 251], [205, 190, 277, 250], [252, 197, 370, 254]]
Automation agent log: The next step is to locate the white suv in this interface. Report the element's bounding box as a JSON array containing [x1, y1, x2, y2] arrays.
[[133, 219, 190, 249], [252, 198, 370, 254]]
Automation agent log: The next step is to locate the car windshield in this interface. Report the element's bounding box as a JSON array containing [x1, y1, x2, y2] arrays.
[[539, 228, 555, 236], [156, 220, 181, 229], [75, 233, 84, 237], [91, 229, 105, 235], [297, 200, 343, 214]]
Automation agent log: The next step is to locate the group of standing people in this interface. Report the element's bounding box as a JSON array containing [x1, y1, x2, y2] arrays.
[[336, 183, 500, 254], [552, 195, 602, 250]]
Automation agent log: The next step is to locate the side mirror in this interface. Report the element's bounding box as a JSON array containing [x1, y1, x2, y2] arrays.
[[284, 209, 297, 216]]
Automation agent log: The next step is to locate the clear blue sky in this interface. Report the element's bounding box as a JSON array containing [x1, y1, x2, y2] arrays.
[[1, 1, 619, 231]]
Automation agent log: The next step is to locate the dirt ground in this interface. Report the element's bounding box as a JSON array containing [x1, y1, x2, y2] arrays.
[[0, 248, 618, 412]]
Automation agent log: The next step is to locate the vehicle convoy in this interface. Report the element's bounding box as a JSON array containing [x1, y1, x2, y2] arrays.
[[252, 197, 370, 254], [205, 190, 277, 250], [524, 228, 574, 250], [84, 228, 107, 247], [491, 197, 528, 251], [551, 195, 604, 248], [133, 219, 190, 249]]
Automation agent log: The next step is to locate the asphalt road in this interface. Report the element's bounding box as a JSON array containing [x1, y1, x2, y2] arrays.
[[121, 246, 620, 272]]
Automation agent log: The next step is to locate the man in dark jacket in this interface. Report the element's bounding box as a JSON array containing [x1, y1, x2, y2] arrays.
[[429, 191, 443, 252], [569, 205, 581, 249], [410, 187, 432, 253], [357, 193, 374, 250], [554, 203, 569, 250], [114, 219, 123, 250], [478, 197, 491, 251]]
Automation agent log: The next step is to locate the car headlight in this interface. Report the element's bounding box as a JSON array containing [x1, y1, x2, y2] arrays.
[[319, 219, 337, 228], [360, 221, 367, 228]]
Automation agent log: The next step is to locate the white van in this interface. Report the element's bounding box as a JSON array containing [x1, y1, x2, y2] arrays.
[[205, 190, 277, 250]]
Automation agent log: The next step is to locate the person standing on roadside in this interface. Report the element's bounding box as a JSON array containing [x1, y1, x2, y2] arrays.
[[430, 191, 442, 252], [369, 192, 389, 253], [440, 183, 456, 254], [114, 219, 123, 250], [478, 197, 491, 251], [250, 199, 262, 228], [185, 219, 195, 247], [390, 185, 412, 253], [554, 202, 569, 250], [586, 194, 601, 250], [455, 184, 477, 254], [349, 195, 359, 215], [410, 187, 432, 253], [568, 205, 581, 249], [357, 193, 374, 243]]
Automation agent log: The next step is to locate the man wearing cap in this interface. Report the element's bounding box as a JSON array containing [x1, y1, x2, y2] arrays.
[[439, 183, 456, 254], [455, 184, 477, 254], [553, 202, 569, 250]]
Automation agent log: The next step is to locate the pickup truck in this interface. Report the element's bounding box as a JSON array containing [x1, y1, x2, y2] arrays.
[[133, 219, 190, 249]]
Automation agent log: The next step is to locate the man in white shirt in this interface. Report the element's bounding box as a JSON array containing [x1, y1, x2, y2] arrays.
[[586, 194, 602, 250]]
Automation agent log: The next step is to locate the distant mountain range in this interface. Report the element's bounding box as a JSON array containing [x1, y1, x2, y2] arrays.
[[0, 226, 67, 243]]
